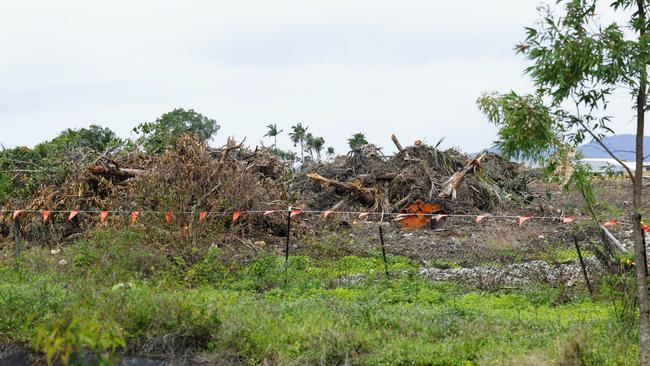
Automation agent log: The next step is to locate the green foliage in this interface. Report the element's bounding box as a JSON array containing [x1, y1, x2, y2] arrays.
[[0, 147, 46, 201], [0, 270, 67, 341], [264, 123, 283, 147], [289, 122, 309, 162], [326, 146, 335, 160], [35, 125, 123, 156], [305, 134, 325, 161], [477, 92, 559, 162], [474, 0, 650, 220], [33, 313, 125, 366], [184, 247, 228, 285], [133, 108, 219, 154], [0, 125, 121, 203], [0, 172, 8, 202], [269, 147, 298, 160], [347, 132, 368, 151], [516, 1, 642, 110], [0, 231, 641, 365]]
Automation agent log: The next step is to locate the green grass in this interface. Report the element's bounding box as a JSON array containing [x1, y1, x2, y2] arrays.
[[0, 228, 640, 365], [533, 247, 595, 263]]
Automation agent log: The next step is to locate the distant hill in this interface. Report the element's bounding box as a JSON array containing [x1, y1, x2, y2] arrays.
[[578, 134, 649, 162], [473, 134, 649, 162]]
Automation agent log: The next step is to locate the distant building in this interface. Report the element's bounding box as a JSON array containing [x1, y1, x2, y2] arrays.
[[581, 158, 650, 175]]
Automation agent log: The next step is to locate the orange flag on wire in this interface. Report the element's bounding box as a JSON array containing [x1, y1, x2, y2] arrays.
[[519, 216, 531, 226], [395, 213, 409, 221], [100, 210, 109, 224], [165, 211, 172, 224], [603, 219, 617, 227], [434, 214, 447, 222], [562, 216, 577, 224], [42, 210, 50, 222], [68, 211, 78, 221], [130, 211, 140, 225], [232, 211, 241, 222], [476, 214, 490, 223], [199, 211, 208, 222], [290, 209, 301, 218], [643, 223, 649, 233], [323, 210, 334, 219], [12, 210, 22, 220]]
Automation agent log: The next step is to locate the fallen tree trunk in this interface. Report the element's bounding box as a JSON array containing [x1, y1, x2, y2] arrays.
[[87, 166, 145, 178], [306, 172, 377, 206], [601, 226, 627, 255], [438, 153, 486, 200]]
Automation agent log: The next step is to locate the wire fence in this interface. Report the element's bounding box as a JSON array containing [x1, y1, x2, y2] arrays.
[[4, 207, 643, 297]]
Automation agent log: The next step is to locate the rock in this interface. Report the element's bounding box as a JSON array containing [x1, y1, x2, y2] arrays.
[[420, 259, 602, 288]]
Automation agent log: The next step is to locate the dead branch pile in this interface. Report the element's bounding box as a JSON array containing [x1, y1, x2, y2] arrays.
[[1, 135, 295, 247], [294, 139, 530, 214]]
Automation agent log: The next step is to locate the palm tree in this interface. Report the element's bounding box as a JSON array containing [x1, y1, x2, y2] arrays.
[[312, 137, 325, 161], [304, 133, 315, 160], [289, 123, 308, 162], [326, 146, 335, 161], [264, 123, 283, 147], [347, 133, 368, 151]]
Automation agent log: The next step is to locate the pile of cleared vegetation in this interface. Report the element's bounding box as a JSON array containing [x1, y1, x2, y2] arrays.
[[294, 139, 532, 214]]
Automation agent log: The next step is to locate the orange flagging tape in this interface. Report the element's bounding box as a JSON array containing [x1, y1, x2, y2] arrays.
[[518, 216, 531, 226], [476, 214, 490, 223], [562, 216, 576, 224], [1, 209, 627, 228], [603, 219, 618, 227], [131, 211, 140, 225], [100, 210, 109, 224]]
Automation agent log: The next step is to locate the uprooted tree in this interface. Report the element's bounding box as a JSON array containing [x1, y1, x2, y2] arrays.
[[478, 0, 649, 362]]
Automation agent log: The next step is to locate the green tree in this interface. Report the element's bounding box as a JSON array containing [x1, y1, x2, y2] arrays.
[[347, 133, 368, 151], [289, 123, 308, 162], [37, 125, 122, 155], [478, 0, 649, 361], [133, 108, 219, 153], [311, 137, 325, 162], [304, 134, 325, 161], [0, 125, 122, 203], [270, 148, 298, 161], [326, 146, 335, 161], [304, 133, 315, 160], [264, 123, 283, 147]]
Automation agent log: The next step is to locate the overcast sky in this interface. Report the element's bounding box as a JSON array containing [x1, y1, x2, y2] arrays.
[[0, 0, 644, 154]]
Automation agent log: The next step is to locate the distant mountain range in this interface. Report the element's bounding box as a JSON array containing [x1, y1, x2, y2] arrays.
[[578, 134, 649, 162], [475, 134, 649, 162]]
